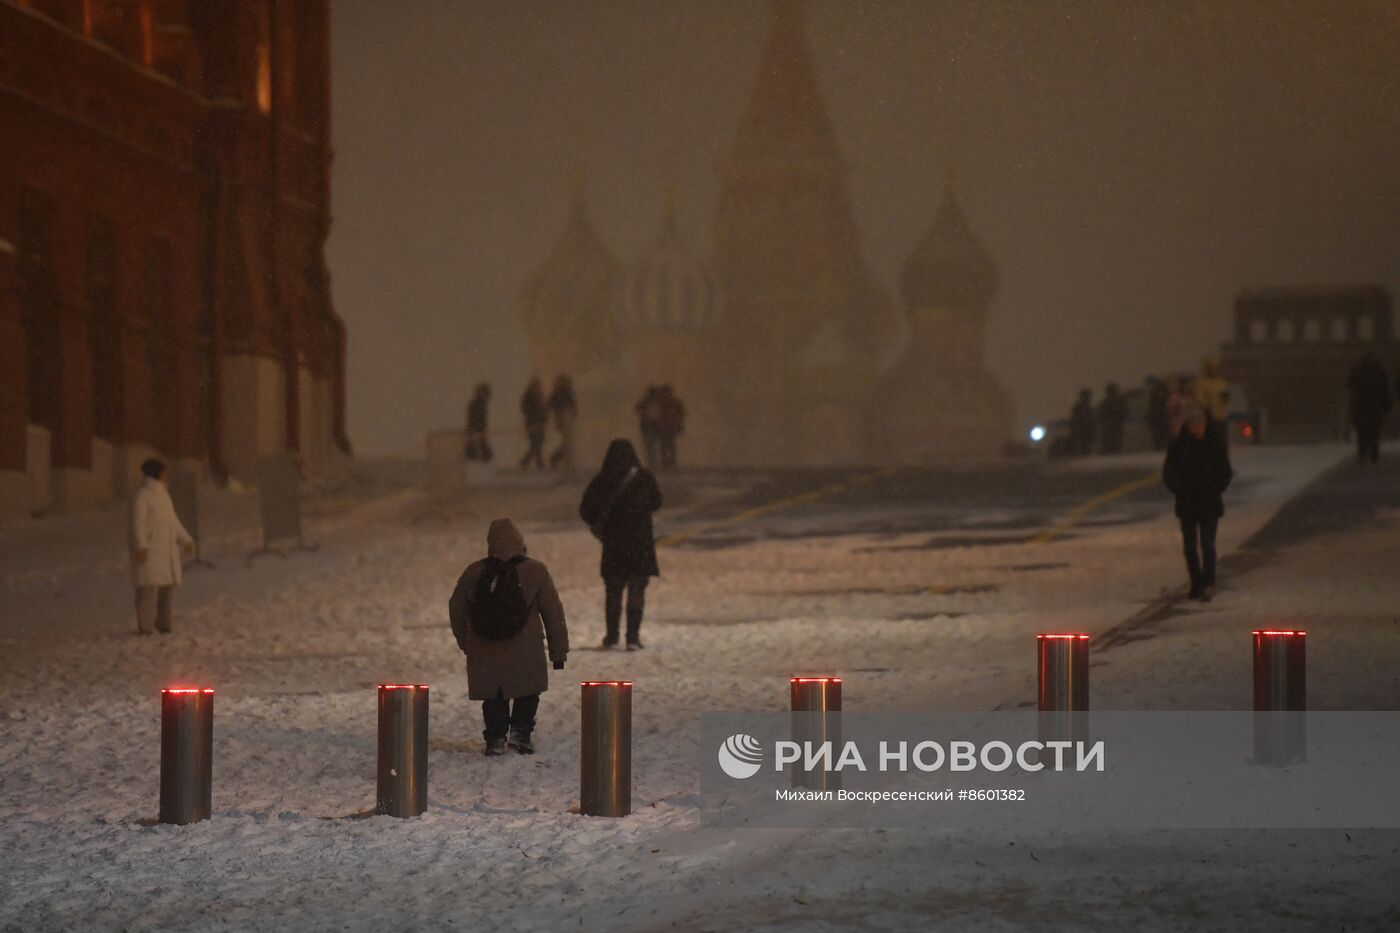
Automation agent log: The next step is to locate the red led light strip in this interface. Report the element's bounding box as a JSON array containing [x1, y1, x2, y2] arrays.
[[1252, 630, 1306, 637], [378, 684, 430, 690], [1036, 634, 1090, 640], [791, 677, 842, 683], [162, 688, 214, 694], [580, 681, 633, 687]]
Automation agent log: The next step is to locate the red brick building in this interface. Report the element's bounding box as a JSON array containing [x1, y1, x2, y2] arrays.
[[0, 0, 348, 520]]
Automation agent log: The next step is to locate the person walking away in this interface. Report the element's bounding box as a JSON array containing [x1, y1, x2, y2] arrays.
[[1347, 350, 1392, 463], [1162, 406, 1233, 601], [130, 458, 194, 635], [1146, 376, 1170, 450], [519, 378, 548, 470], [579, 439, 662, 650], [635, 386, 663, 470], [1069, 389, 1095, 456], [548, 375, 579, 475], [448, 519, 569, 756], [465, 383, 493, 462], [658, 384, 686, 469], [1194, 358, 1230, 428], [1096, 382, 1127, 454]]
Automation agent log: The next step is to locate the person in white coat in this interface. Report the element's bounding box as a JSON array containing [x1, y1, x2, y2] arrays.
[[130, 458, 194, 635]]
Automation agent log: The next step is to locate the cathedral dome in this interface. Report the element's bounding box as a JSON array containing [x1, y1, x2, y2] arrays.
[[618, 200, 720, 333], [519, 195, 621, 342], [901, 186, 999, 311]]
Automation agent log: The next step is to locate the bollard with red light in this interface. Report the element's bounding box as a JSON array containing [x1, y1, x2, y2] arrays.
[[1252, 630, 1306, 765], [1037, 634, 1089, 743], [159, 688, 214, 825], [790, 677, 842, 791], [580, 681, 632, 817], [376, 684, 429, 817]]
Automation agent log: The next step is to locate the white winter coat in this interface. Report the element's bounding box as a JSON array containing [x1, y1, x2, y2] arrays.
[[130, 478, 193, 587]]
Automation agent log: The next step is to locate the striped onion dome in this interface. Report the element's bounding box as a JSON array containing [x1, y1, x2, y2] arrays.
[[618, 199, 721, 334]]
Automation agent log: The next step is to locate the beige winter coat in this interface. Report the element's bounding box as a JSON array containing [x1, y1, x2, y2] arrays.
[[129, 477, 193, 587], [448, 519, 570, 700]]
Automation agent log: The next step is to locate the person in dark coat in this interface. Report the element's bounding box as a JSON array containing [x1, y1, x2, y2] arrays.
[[465, 383, 493, 462], [1069, 389, 1095, 456], [519, 378, 548, 470], [658, 384, 686, 469], [1347, 350, 1391, 464], [449, 519, 569, 755], [548, 375, 579, 475], [1097, 383, 1127, 455], [578, 439, 662, 650], [635, 386, 663, 470], [1162, 406, 1233, 601]]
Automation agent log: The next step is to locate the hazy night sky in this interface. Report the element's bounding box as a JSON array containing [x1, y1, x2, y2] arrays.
[[328, 0, 1400, 456]]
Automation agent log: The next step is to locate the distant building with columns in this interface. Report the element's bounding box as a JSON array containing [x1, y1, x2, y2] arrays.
[[517, 0, 1012, 466], [1221, 285, 1398, 441], [0, 0, 349, 520]]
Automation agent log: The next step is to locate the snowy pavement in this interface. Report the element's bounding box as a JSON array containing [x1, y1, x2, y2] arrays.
[[2, 444, 1399, 931]]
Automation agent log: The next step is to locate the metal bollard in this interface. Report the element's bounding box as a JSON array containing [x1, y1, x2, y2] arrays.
[[790, 677, 842, 791], [1252, 629, 1306, 765], [580, 681, 632, 817], [159, 688, 214, 825], [1037, 634, 1089, 744], [376, 684, 429, 817]]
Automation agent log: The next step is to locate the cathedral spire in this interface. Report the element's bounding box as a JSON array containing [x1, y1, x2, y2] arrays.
[[728, 0, 840, 166]]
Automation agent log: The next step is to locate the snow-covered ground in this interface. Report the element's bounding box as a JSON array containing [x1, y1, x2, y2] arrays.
[[2, 444, 1398, 931]]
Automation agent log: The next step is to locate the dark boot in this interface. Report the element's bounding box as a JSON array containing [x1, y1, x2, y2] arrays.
[[626, 637, 644, 651], [485, 736, 507, 757], [507, 727, 535, 754]]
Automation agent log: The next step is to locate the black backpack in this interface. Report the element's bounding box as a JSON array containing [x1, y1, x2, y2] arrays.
[[468, 556, 531, 640]]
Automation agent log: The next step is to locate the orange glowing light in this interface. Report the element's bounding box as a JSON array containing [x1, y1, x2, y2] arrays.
[[162, 688, 214, 694], [1037, 634, 1090, 640], [378, 684, 430, 690], [790, 677, 842, 683], [580, 681, 633, 687], [1252, 630, 1306, 637]]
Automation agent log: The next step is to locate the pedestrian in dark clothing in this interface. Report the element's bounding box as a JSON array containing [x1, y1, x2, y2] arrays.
[[1162, 407, 1233, 601], [1147, 377, 1170, 450], [578, 439, 662, 650], [448, 519, 569, 756], [548, 375, 578, 475], [636, 386, 663, 470], [1097, 383, 1127, 455], [658, 384, 686, 469], [465, 383, 493, 462], [1070, 389, 1095, 456], [519, 378, 548, 471], [1347, 351, 1391, 464]]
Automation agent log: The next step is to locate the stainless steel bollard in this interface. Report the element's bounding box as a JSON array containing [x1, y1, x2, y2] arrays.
[[1037, 634, 1089, 744], [580, 681, 632, 817], [159, 688, 214, 825], [790, 677, 842, 791], [1253, 629, 1306, 765], [376, 684, 429, 817]]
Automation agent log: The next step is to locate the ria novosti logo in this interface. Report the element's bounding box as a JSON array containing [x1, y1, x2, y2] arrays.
[[717, 733, 764, 779]]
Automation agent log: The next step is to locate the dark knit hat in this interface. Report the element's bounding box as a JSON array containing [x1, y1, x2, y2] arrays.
[[140, 458, 167, 479]]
